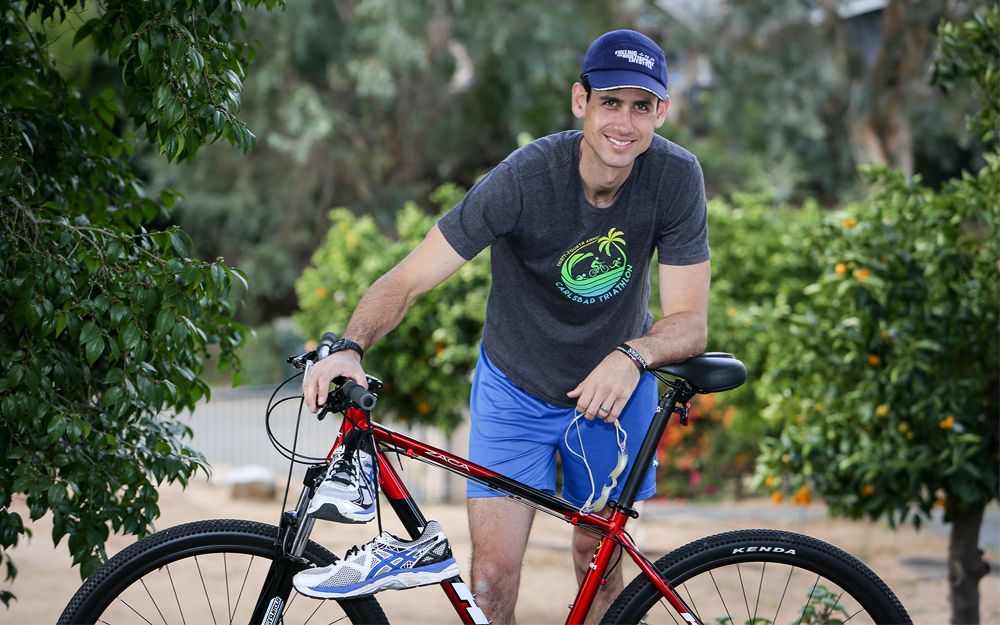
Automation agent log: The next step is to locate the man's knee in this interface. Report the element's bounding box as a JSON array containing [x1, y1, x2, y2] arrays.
[[472, 551, 521, 592], [572, 528, 601, 558]]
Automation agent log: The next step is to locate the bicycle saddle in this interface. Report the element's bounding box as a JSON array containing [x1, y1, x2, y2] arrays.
[[654, 352, 747, 393]]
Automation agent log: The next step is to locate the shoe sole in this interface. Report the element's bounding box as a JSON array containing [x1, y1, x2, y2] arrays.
[[295, 560, 460, 599], [307, 501, 375, 523]]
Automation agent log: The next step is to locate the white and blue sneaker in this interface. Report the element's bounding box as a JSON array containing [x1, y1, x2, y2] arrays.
[[307, 445, 377, 523], [293, 520, 459, 599]]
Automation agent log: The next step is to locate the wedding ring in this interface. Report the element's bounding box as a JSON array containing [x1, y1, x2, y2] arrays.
[[599, 406, 611, 414]]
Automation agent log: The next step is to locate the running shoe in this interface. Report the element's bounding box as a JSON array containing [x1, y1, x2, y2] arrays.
[[293, 520, 460, 599], [307, 445, 377, 523]]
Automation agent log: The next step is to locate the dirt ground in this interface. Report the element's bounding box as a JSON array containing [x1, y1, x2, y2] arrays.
[[4, 475, 999, 625]]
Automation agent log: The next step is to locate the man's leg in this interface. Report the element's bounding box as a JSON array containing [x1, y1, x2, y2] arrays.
[[468, 496, 536, 625], [572, 507, 623, 624]]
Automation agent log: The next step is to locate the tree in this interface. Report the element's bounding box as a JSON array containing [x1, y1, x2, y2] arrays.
[[690, 0, 989, 198], [0, 0, 282, 602], [141, 0, 675, 322], [756, 8, 999, 623]]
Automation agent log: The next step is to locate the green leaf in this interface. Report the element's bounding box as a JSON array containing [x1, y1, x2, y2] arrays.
[[102, 386, 123, 408], [138, 37, 151, 66], [180, 264, 201, 285], [153, 83, 172, 110], [85, 336, 105, 366], [79, 321, 100, 344], [110, 304, 129, 326], [122, 324, 141, 350], [169, 38, 187, 67], [168, 231, 187, 257], [154, 308, 175, 338], [210, 263, 227, 289]]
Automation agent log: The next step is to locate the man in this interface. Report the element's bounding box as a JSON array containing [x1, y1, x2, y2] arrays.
[[293, 29, 710, 623]]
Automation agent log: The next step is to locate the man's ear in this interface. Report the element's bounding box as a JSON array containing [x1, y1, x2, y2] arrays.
[[654, 95, 670, 128], [571, 82, 587, 119]]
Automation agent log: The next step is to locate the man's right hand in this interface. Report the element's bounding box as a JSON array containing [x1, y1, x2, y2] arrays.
[[303, 350, 367, 413]]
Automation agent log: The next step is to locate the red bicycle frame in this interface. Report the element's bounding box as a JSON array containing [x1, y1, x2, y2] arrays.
[[331, 405, 701, 625]]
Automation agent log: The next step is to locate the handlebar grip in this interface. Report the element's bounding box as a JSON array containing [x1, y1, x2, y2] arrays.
[[342, 380, 377, 411], [316, 332, 338, 360]]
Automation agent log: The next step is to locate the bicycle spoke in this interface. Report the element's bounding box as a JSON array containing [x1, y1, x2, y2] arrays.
[[194, 556, 219, 624], [843, 605, 867, 622], [771, 563, 795, 625], [298, 596, 323, 625], [681, 582, 701, 624], [752, 562, 765, 625], [165, 564, 188, 625], [233, 554, 256, 620], [793, 574, 822, 625], [110, 595, 156, 625], [138, 576, 167, 625], [737, 564, 751, 624], [224, 553, 232, 625], [707, 570, 734, 625], [655, 595, 682, 625]]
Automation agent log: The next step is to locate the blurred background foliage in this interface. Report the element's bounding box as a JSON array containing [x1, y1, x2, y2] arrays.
[[5, 0, 998, 615], [121, 0, 990, 324], [11, 0, 996, 498], [45, 0, 993, 485]]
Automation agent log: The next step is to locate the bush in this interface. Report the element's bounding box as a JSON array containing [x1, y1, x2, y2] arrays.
[[755, 160, 999, 523], [294, 185, 489, 433]]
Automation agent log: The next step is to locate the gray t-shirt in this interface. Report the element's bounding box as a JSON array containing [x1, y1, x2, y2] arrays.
[[438, 130, 709, 408]]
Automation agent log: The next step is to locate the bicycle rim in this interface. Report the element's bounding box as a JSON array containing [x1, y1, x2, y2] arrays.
[[57, 519, 387, 625], [603, 529, 911, 625]]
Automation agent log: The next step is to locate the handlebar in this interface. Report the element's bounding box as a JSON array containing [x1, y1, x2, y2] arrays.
[[286, 332, 381, 413], [316, 331, 338, 360], [342, 380, 377, 411]]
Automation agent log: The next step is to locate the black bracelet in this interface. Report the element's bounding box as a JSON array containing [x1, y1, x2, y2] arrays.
[[616, 343, 647, 372]]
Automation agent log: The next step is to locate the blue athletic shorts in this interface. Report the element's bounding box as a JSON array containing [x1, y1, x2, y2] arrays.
[[467, 343, 659, 508]]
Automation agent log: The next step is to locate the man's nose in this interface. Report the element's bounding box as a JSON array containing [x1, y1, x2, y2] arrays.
[[612, 108, 634, 134]]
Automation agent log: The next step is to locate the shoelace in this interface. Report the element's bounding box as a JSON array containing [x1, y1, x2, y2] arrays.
[[344, 532, 396, 560], [328, 457, 358, 485]]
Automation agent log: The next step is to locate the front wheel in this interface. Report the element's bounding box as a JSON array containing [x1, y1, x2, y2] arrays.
[[58, 518, 387, 624], [603, 529, 911, 625]]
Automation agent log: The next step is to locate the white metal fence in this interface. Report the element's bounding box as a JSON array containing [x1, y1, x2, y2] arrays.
[[175, 385, 469, 504]]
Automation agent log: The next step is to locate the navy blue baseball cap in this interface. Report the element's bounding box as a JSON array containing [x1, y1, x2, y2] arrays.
[[581, 30, 668, 101]]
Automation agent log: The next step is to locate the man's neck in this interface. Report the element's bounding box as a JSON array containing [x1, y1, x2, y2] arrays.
[[579, 146, 633, 208]]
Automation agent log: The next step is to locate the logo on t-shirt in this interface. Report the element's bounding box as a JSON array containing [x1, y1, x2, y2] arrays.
[[555, 228, 633, 304]]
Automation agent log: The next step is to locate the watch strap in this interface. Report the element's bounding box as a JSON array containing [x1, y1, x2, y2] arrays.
[[331, 338, 365, 362]]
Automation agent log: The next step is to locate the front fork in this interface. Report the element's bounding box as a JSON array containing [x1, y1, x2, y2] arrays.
[[249, 463, 327, 624]]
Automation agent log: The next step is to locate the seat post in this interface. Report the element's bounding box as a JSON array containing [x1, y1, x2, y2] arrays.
[[616, 386, 693, 509]]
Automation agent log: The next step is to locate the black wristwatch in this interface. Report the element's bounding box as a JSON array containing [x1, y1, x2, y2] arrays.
[[330, 338, 365, 362]]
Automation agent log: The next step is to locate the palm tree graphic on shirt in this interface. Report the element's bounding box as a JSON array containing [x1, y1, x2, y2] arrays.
[[559, 228, 629, 298]]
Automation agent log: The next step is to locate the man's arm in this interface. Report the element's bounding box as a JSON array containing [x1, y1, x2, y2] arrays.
[[303, 224, 467, 413], [567, 259, 710, 422]]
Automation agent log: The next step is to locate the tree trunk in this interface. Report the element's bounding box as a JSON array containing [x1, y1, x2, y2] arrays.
[[948, 501, 989, 624]]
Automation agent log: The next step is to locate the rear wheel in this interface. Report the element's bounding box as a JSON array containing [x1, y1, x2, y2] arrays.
[[603, 529, 911, 625], [57, 518, 387, 624]]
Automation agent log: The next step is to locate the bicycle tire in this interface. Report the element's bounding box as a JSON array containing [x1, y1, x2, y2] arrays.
[[57, 518, 388, 625], [602, 529, 911, 625]]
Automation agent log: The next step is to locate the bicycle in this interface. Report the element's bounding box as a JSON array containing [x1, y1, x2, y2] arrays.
[[58, 333, 913, 624]]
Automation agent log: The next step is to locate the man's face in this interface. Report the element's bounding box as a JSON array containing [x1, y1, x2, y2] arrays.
[[572, 84, 669, 173]]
